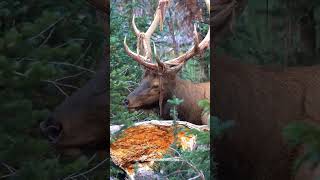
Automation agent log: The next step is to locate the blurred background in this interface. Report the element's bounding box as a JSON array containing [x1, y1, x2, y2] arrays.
[[0, 0, 106, 179], [216, 0, 320, 66]]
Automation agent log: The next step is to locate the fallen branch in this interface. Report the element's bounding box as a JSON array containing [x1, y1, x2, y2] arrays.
[[134, 120, 210, 131]]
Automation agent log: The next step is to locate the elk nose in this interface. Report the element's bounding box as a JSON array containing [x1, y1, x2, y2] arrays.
[[40, 115, 63, 143], [123, 99, 129, 107]]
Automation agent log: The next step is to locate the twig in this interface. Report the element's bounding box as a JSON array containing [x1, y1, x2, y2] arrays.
[[183, 160, 204, 180], [29, 15, 66, 41], [62, 158, 108, 180], [149, 156, 204, 179], [75, 43, 92, 64], [13, 71, 26, 77], [87, 153, 97, 164], [1, 162, 16, 173], [53, 39, 86, 49], [39, 27, 55, 47], [0, 173, 16, 179], [55, 71, 86, 82], [48, 62, 95, 74], [14, 58, 96, 74], [46, 80, 69, 97], [43, 80, 79, 89], [169, 147, 181, 157], [188, 174, 202, 180], [13, 71, 75, 97]]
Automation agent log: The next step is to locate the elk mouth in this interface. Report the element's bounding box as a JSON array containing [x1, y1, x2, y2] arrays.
[[127, 102, 159, 112]]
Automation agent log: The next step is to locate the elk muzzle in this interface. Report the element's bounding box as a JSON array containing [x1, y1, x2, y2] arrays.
[[40, 114, 63, 144]]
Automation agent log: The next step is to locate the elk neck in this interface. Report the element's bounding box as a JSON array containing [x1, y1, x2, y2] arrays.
[[161, 76, 209, 110]]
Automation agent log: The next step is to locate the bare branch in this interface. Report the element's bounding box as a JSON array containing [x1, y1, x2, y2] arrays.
[[55, 71, 86, 82], [39, 27, 55, 47], [14, 58, 96, 74], [44, 80, 69, 97], [29, 15, 66, 41], [62, 158, 108, 180]]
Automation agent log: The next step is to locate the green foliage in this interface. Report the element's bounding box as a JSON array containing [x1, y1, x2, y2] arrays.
[[0, 0, 105, 178], [167, 96, 184, 106], [198, 99, 210, 113], [168, 96, 184, 147], [198, 99, 210, 125], [283, 121, 320, 174], [156, 129, 210, 179], [218, 0, 320, 66], [154, 97, 211, 179]]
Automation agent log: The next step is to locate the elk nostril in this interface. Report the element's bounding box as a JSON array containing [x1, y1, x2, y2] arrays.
[[39, 114, 54, 132], [47, 125, 62, 143], [123, 99, 129, 106], [39, 115, 63, 143]]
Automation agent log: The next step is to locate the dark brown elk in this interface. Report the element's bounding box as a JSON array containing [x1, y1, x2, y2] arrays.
[[123, 0, 210, 125], [40, 0, 108, 154], [40, 62, 107, 153], [213, 55, 320, 180]]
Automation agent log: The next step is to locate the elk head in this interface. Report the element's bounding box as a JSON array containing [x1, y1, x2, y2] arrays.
[[40, 62, 107, 154], [123, 0, 210, 116], [40, 0, 108, 154]]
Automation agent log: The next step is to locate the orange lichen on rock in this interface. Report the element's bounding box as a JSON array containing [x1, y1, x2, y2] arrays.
[[110, 124, 197, 175], [110, 124, 175, 174]]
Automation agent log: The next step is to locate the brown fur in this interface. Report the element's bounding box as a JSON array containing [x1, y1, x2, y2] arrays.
[[213, 55, 320, 180], [86, 0, 108, 13], [169, 78, 210, 125], [127, 70, 210, 125], [40, 61, 108, 153]]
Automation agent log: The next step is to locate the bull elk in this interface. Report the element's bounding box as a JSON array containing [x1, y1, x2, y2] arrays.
[[123, 0, 210, 125], [213, 55, 320, 180]]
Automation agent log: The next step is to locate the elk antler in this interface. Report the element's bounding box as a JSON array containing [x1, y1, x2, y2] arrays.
[[124, 0, 169, 63], [124, 0, 210, 73]]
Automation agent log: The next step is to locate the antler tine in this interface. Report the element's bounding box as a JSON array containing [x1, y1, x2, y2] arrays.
[[124, 36, 158, 70], [124, 0, 170, 69], [145, 0, 169, 38], [153, 41, 165, 70], [132, 15, 141, 37], [165, 0, 210, 66], [142, 0, 169, 61]]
